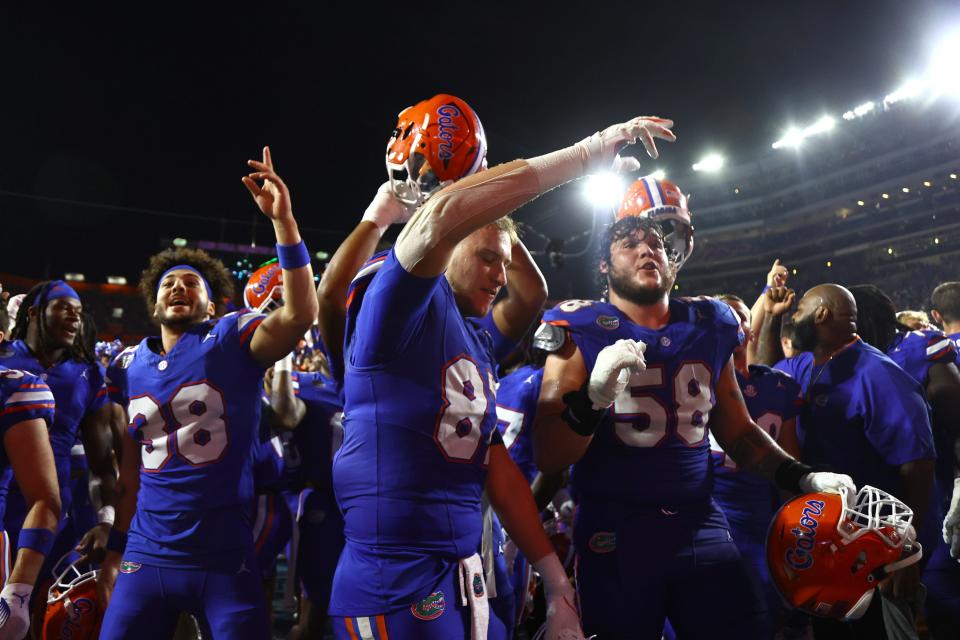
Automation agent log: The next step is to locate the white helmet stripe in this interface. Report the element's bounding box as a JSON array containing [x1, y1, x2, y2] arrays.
[[642, 177, 664, 208]]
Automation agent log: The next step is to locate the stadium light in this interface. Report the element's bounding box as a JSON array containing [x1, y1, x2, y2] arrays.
[[64, 273, 85, 282], [857, 200, 865, 206], [902, 187, 910, 193], [927, 29, 960, 98], [854, 101, 875, 117], [173, 237, 188, 247], [692, 154, 725, 172], [887, 247, 894, 255], [883, 79, 925, 105], [935, 237, 941, 245], [583, 172, 626, 208], [804, 115, 835, 136], [826, 261, 832, 268], [881, 193, 890, 199], [315, 250, 330, 261], [951, 173, 958, 180], [106, 276, 127, 285], [772, 127, 804, 150], [923, 181, 932, 187], [791, 268, 798, 275], [650, 169, 666, 181]]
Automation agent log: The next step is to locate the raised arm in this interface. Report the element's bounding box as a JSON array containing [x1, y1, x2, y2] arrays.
[[396, 116, 676, 278], [491, 240, 548, 341], [748, 259, 789, 364], [754, 286, 795, 366], [242, 146, 319, 367]]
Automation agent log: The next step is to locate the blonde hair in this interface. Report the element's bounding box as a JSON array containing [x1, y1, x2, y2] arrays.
[[896, 309, 930, 330], [492, 216, 520, 245]]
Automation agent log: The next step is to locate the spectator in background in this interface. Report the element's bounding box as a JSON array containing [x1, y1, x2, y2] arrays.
[[931, 282, 960, 349]]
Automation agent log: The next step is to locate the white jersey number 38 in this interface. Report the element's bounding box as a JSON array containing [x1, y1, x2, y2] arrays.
[[127, 381, 229, 471]]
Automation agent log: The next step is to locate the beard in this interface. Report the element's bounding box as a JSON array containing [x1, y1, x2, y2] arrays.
[[156, 303, 208, 329], [607, 263, 675, 305], [790, 313, 819, 353]]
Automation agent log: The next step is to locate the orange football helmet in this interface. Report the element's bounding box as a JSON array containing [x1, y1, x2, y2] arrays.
[[385, 94, 487, 208], [766, 485, 922, 620], [42, 556, 101, 640], [617, 176, 694, 268], [243, 260, 284, 314]]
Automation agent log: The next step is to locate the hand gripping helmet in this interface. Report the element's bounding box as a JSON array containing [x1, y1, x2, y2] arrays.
[[385, 94, 487, 209], [766, 485, 922, 620], [617, 175, 694, 268], [42, 556, 102, 640], [243, 259, 284, 314]]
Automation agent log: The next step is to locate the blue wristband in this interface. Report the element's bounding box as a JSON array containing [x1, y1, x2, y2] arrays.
[[18, 528, 54, 556], [106, 528, 128, 553], [276, 241, 310, 270]]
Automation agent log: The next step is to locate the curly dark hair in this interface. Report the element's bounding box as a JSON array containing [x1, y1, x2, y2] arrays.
[[138, 248, 235, 320], [596, 216, 663, 298], [10, 281, 95, 363], [849, 284, 907, 353]]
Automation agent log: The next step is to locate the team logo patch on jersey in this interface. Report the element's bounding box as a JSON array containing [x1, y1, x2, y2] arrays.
[[743, 384, 757, 398], [120, 353, 135, 369], [411, 591, 446, 620], [596, 315, 620, 330], [472, 573, 484, 598], [588, 531, 617, 553], [119, 560, 142, 574], [660, 336, 672, 347]]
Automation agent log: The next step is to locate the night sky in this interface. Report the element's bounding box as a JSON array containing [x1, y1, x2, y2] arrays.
[[2, 1, 956, 292]]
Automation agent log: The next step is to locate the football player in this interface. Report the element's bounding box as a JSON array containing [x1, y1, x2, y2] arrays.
[[709, 293, 803, 637], [0, 367, 60, 640], [533, 177, 854, 639], [755, 283, 935, 636], [850, 284, 960, 638], [330, 104, 681, 639], [97, 146, 319, 639], [2, 282, 116, 602], [931, 281, 960, 359]]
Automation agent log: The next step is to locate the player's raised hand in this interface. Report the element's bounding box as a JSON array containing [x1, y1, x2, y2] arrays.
[[767, 259, 789, 288], [578, 116, 676, 174], [763, 286, 796, 317], [243, 146, 293, 221], [362, 181, 413, 233], [588, 339, 646, 409]]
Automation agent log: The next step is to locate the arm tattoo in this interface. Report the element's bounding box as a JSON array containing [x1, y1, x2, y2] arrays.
[[725, 425, 791, 481]]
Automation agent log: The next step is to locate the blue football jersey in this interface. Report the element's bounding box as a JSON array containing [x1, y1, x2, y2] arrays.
[[542, 297, 743, 507], [887, 329, 958, 524], [331, 249, 501, 614], [106, 309, 267, 570], [0, 340, 107, 487], [495, 364, 543, 485], [290, 370, 343, 491], [251, 411, 284, 494], [774, 339, 935, 495], [950, 332, 960, 366], [709, 365, 801, 538]]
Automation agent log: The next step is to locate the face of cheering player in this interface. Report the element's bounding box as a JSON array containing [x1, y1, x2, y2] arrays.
[[602, 223, 677, 306], [446, 224, 511, 318], [155, 269, 215, 328], [31, 297, 82, 349], [722, 298, 752, 355]]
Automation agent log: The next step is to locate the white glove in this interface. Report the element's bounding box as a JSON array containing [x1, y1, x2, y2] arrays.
[[799, 471, 856, 500], [577, 116, 675, 174], [274, 352, 293, 374], [943, 478, 960, 560], [588, 339, 647, 409], [362, 181, 413, 234], [534, 554, 585, 640], [0, 583, 31, 640]]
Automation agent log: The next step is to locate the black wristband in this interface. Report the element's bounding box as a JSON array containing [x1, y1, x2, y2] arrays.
[[775, 459, 815, 494], [561, 381, 607, 437]]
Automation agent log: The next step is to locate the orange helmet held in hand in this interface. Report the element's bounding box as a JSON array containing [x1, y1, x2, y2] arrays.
[[766, 485, 922, 620], [385, 94, 487, 209], [243, 259, 284, 314], [41, 556, 102, 640], [617, 176, 694, 268]]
